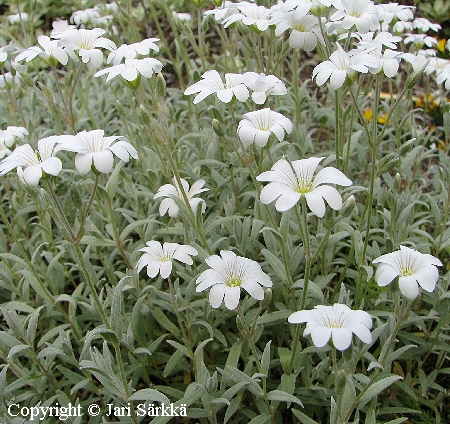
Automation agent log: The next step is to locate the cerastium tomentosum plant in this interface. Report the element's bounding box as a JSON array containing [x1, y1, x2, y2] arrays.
[[0, 1, 449, 423]]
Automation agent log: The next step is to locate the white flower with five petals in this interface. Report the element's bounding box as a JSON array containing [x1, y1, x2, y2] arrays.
[[184, 70, 249, 104], [312, 45, 379, 89], [196, 250, 272, 310], [107, 38, 160, 65], [94, 58, 163, 86], [57, 129, 137, 174], [57, 28, 116, 68], [136, 241, 198, 279], [242, 72, 287, 104], [331, 0, 379, 34], [0, 135, 77, 185], [15, 35, 74, 66], [256, 157, 352, 217], [154, 177, 208, 218], [288, 304, 372, 351], [373, 245, 442, 299], [237, 108, 292, 147]]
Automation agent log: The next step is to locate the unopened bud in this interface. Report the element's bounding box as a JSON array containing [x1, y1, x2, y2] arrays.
[[334, 370, 347, 394], [377, 153, 398, 175], [69, 183, 83, 209], [191, 0, 205, 7], [405, 59, 429, 90], [19, 72, 34, 87], [139, 104, 151, 125], [340, 195, 356, 219], [205, 371, 218, 394], [156, 72, 166, 98], [260, 288, 272, 309], [399, 138, 416, 156], [212, 118, 225, 137], [394, 172, 401, 191]]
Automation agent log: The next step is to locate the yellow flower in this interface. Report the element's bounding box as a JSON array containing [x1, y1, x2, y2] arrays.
[[363, 108, 373, 121], [436, 38, 447, 53]]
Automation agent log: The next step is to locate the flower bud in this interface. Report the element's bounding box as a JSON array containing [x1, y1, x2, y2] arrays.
[[260, 288, 272, 309], [18, 72, 34, 87], [334, 370, 347, 394], [399, 138, 416, 156], [340, 195, 356, 219], [377, 153, 398, 175], [405, 59, 429, 90], [394, 172, 401, 191], [156, 72, 166, 98], [69, 183, 83, 210], [191, 0, 205, 7], [205, 371, 218, 394], [139, 104, 151, 126], [212, 118, 225, 137]]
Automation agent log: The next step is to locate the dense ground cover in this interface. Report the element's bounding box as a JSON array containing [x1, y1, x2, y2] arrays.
[[0, 0, 450, 423]]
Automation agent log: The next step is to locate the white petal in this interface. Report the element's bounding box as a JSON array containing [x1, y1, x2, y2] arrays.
[[23, 165, 42, 186], [209, 284, 226, 308], [398, 275, 420, 299], [92, 150, 114, 173], [224, 286, 241, 310], [310, 326, 332, 348], [331, 328, 353, 351]]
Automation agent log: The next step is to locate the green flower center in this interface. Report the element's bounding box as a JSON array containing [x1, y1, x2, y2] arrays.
[[226, 277, 242, 287], [293, 24, 306, 32]]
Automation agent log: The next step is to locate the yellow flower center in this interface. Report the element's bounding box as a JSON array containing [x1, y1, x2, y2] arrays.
[[226, 277, 242, 287], [400, 268, 415, 276]]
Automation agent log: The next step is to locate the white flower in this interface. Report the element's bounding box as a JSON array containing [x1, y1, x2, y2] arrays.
[[242, 72, 287, 104], [71, 8, 101, 25], [404, 34, 437, 49], [222, 3, 272, 31], [136, 241, 198, 279], [366, 49, 401, 78], [256, 157, 352, 216], [94, 58, 163, 86], [15, 35, 74, 66], [271, 8, 322, 51], [8, 13, 29, 24], [425, 57, 450, 76], [196, 250, 272, 310], [237, 108, 292, 147], [0, 126, 28, 159], [57, 129, 137, 174], [0, 126, 28, 147], [413, 18, 441, 33], [50, 20, 77, 39], [173, 12, 192, 22], [107, 38, 160, 65], [354, 31, 402, 52], [0, 136, 75, 185], [436, 67, 450, 90], [154, 177, 208, 218], [57, 28, 116, 68], [0, 42, 17, 65], [0, 72, 20, 88], [392, 20, 413, 34], [312, 45, 379, 89], [288, 304, 372, 351], [204, 1, 240, 22], [184, 70, 249, 104], [373, 246, 443, 299], [375, 3, 414, 24], [331, 0, 378, 34]]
